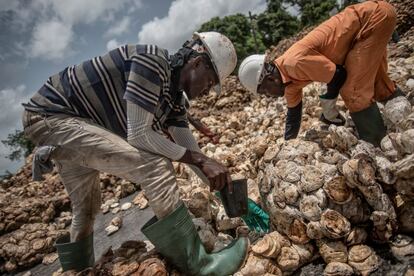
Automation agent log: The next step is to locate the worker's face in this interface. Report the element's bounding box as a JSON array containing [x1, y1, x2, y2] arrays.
[[257, 73, 285, 98], [182, 55, 219, 100]]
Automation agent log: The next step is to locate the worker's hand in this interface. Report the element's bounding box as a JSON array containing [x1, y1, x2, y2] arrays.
[[199, 157, 233, 192], [199, 126, 215, 137], [202, 129, 219, 144], [188, 115, 220, 144], [178, 150, 233, 192], [210, 135, 220, 144]]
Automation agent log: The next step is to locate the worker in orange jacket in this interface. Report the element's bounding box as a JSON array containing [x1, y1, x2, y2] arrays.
[[238, 0, 404, 146]]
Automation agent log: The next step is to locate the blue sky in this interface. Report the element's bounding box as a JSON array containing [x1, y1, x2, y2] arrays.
[[0, 0, 267, 174]]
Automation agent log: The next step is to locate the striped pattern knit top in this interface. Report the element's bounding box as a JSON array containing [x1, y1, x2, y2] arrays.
[[23, 44, 188, 138]]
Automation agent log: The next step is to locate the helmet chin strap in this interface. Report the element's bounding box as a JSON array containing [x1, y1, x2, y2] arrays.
[[170, 47, 199, 96], [170, 42, 215, 99]]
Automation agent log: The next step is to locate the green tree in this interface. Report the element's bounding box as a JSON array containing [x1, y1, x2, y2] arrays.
[[198, 2, 301, 65], [340, 0, 360, 9], [256, 3, 300, 47], [2, 130, 35, 161], [285, 0, 337, 27], [266, 0, 284, 13], [198, 14, 266, 69]]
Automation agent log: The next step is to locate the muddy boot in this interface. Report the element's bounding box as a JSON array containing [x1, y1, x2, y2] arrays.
[[350, 103, 386, 147], [55, 233, 95, 272], [142, 203, 248, 276]]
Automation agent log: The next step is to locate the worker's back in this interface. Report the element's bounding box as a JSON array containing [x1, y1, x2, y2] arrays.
[[288, 1, 392, 65]]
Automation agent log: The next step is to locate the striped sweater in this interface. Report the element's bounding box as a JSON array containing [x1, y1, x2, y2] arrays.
[[23, 44, 188, 138]]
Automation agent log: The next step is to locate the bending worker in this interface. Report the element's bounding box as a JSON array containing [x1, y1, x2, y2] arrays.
[[22, 32, 248, 275], [238, 1, 404, 146]]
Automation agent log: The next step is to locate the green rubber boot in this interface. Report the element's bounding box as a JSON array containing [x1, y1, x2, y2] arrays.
[[55, 233, 95, 272], [380, 86, 405, 104], [350, 103, 386, 147], [141, 203, 249, 276]]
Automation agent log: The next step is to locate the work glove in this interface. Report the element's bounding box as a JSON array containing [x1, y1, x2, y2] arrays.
[[319, 96, 346, 126], [284, 101, 302, 140], [318, 64, 347, 126], [241, 199, 270, 234], [326, 64, 347, 97], [214, 194, 270, 235]]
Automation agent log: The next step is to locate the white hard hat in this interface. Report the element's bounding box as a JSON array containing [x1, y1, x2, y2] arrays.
[[192, 32, 237, 94], [238, 54, 266, 94]]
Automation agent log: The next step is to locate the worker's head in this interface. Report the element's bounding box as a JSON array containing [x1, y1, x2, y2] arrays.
[[176, 32, 237, 100], [238, 54, 285, 98]]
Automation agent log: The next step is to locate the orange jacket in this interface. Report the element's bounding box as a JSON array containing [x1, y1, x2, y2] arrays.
[[275, 1, 393, 108]]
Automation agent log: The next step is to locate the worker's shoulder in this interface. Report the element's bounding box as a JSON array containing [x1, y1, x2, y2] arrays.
[[276, 44, 301, 67], [277, 43, 308, 68], [124, 44, 169, 65]]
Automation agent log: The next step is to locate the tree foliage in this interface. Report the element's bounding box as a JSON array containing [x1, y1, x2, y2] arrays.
[[198, 0, 338, 65], [2, 130, 35, 161], [256, 4, 300, 47], [340, 0, 360, 9], [198, 14, 266, 68], [198, 0, 339, 64], [266, 0, 284, 13], [197, 2, 300, 69], [285, 0, 337, 27]]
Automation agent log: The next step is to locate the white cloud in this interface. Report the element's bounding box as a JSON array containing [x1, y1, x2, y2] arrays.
[[105, 16, 131, 37], [0, 147, 23, 175], [2, 0, 144, 33], [29, 19, 74, 61], [6, 0, 143, 27], [51, 0, 141, 25], [7, 0, 143, 61], [138, 0, 266, 52], [106, 39, 122, 51], [0, 1, 19, 11], [0, 85, 29, 173], [0, 85, 29, 131]]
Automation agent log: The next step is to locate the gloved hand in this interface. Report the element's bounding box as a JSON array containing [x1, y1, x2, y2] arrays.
[[326, 64, 347, 97], [318, 64, 347, 126], [284, 101, 302, 140], [213, 194, 270, 234], [319, 97, 346, 126], [241, 199, 270, 234]]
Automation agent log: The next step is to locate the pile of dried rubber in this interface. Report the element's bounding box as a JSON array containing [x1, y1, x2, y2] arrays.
[[2, 5, 413, 276]]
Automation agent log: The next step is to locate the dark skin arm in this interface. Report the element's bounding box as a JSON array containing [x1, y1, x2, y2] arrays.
[[178, 149, 233, 193], [188, 114, 219, 144], [177, 55, 232, 192]]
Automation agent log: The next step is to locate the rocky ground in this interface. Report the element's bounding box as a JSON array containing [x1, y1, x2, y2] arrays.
[[1, 1, 414, 275]]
